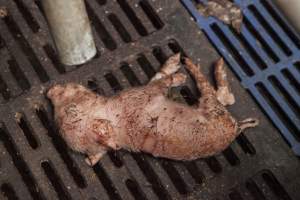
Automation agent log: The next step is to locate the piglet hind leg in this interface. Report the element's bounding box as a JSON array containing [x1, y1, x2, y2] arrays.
[[184, 57, 216, 100], [214, 58, 235, 106]]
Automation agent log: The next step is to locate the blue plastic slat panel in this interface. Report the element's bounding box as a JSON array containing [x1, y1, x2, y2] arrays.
[[181, 0, 300, 156]]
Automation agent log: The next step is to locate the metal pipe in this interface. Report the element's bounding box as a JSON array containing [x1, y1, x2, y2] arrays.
[[42, 0, 96, 66], [274, 0, 300, 34]]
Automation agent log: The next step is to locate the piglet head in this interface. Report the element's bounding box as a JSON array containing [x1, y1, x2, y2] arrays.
[[47, 83, 92, 107], [47, 83, 117, 165]]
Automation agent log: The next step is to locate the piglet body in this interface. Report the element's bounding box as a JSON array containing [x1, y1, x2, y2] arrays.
[[47, 55, 258, 166]]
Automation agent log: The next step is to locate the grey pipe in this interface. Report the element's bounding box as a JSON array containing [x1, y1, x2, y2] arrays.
[[42, 0, 96, 66], [274, 0, 300, 34]]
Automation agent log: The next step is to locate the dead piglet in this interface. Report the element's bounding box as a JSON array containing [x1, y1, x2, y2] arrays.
[[47, 54, 258, 166]]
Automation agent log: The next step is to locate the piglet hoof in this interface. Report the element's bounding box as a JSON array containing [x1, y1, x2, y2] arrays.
[[162, 53, 181, 74], [172, 73, 187, 87], [85, 153, 103, 166], [85, 157, 94, 166], [216, 87, 235, 106]]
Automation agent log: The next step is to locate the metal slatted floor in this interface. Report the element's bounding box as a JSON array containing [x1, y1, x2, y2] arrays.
[[182, 0, 300, 156]]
